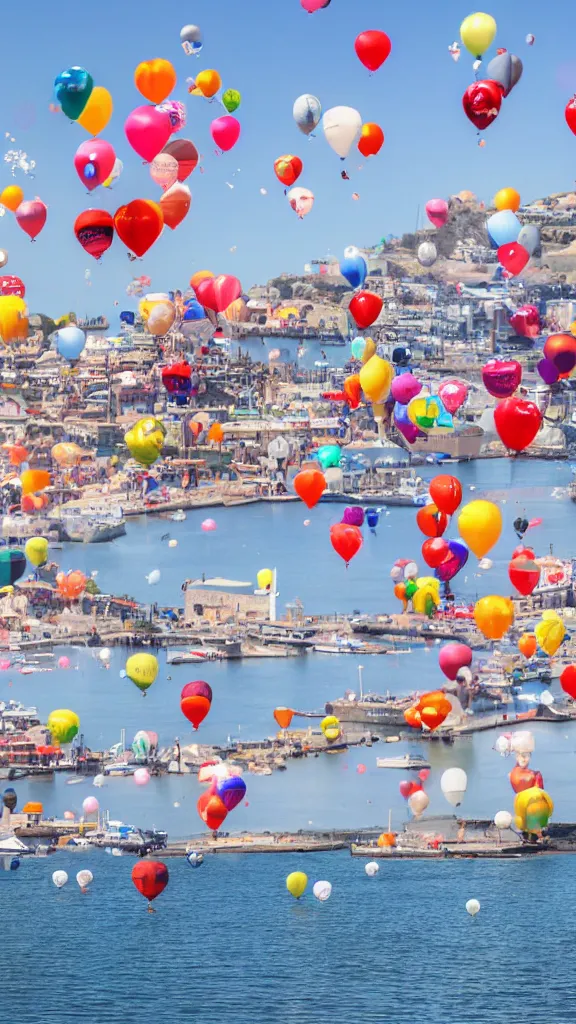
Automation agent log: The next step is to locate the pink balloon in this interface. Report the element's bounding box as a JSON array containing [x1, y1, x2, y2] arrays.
[[150, 153, 179, 190], [211, 116, 241, 152], [82, 796, 99, 815], [0, 660, 10, 670], [134, 768, 150, 786], [125, 105, 172, 162], [390, 372, 422, 405], [437, 378, 468, 414], [15, 199, 47, 240], [201, 518, 217, 532], [438, 642, 473, 681], [64, 810, 75, 821], [425, 198, 449, 228], [74, 139, 116, 191], [301, 0, 327, 9], [58, 655, 71, 669]]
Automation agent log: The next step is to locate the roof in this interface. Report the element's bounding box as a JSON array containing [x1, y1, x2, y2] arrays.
[[189, 578, 253, 588]]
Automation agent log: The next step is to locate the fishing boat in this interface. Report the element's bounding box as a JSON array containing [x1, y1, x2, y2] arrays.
[[376, 753, 431, 770]]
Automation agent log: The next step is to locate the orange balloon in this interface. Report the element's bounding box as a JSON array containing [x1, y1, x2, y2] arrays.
[[420, 698, 451, 730], [0, 185, 24, 212], [358, 123, 384, 158], [518, 632, 537, 659], [190, 270, 214, 290], [416, 504, 449, 538], [56, 570, 87, 601], [7, 443, 28, 466], [404, 706, 422, 729], [207, 423, 224, 444], [474, 595, 515, 640], [293, 469, 326, 509], [377, 832, 396, 847], [160, 183, 191, 230], [193, 70, 222, 98], [494, 187, 521, 213], [273, 707, 294, 729], [393, 582, 407, 602], [20, 469, 50, 495], [134, 59, 177, 104]]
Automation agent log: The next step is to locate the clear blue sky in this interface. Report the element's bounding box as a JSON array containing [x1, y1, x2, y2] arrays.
[[2, 0, 576, 322]]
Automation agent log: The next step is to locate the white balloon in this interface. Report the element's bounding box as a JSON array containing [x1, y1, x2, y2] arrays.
[[322, 106, 362, 159], [313, 880, 332, 902], [540, 690, 554, 706], [511, 730, 535, 754], [408, 790, 430, 817], [440, 767, 468, 807], [287, 187, 314, 219], [99, 647, 111, 662], [52, 870, 68, 889], [93, 774, 105, 788], [418, 241, 438, 268], [293, 94, 322, 136], [365, 861, 379, 877], [344, 245, 360, 259], [478, 557, 493, 570], [466, 898, 480, 916], [146, 569, 161, 585], [76, 869, 93, 890], [494, 735, 511, 756], [168, 539, 178, 548], [494, 810, 512, 830]]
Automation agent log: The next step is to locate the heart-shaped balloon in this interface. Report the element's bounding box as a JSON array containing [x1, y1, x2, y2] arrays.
[[390, 372, 422, 405], [508, 556, 540, 596], [425, 198, 449, 228], [125, 105, 172, 162], [462, 79, 503, 130], [438, 379, 467, 413], [482, 359, 522, 399], [566, 97, 576, 137], [494, 397, 542, 452], [74, 139, 116, 191], [114, 200, 164, 257], [498, 241, 530, 277], [216, 775, 246, 811], [435, 540, 469, 583], [510, 304, 540, 339], [195, 274, 242, 313], [349, 291, 383, 329], [509, 765, 543, 794], [399, 780, 422, 800]]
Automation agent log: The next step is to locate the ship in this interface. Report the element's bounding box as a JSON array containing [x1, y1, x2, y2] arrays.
[[51, 505, 126, 543], [399, 425, 485, 461], [320, 467, 429, 507]]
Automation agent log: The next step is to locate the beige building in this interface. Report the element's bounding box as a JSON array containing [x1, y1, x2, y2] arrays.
[[184, 587, 270, 625]]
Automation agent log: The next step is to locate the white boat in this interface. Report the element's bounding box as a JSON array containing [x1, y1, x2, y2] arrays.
[[170, 509, 187, 522], [0, 835, 28, 854], [103, 762, 136, 777], [376, 753, 431, 770], [167, 649, 221, 665], [53, 505, 126, 543]]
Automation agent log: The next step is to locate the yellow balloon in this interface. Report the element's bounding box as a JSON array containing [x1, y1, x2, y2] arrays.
[[406, 394, 448, 433], [359, 355, 393, 403], [458, 500, 502, 558], [460, 12, 497, 57], [535, 611, 565, 656], [77, 86, 113, 136], [494, 187, 521, 213], [0, 185, 24, 212], [125, 653, 159, 692], [514, 786, 553, 834], [286, 871, 308, 899], [571, 321, 576, 339], [415, 576, 440, 592], [257, 568, 273, 590], [51, 442, 83, 467], [125, 417, 166, 466], [321, 714, 341, 741], [147, 302, 175, 337], [361, 338, 376, 364], [192, 69, 222, 98], [412, 585, 440, 616], [47, 709, 80, 744], [25, 536, 49, 568], [473, 595, 514, 640], [0, 296, 28, 343]]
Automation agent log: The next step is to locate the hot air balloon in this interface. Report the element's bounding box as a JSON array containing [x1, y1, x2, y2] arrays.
[[425, 199, 449, 228], [131, 861, 169, 905], [257, 568, 273, 590], [54, 66, 93, 120], [181, 680, 212, 729], [462, 80, 502, 130], [274, 155, 303, 187], [56, 326, 86, 361], [195, 275, 241, 313], [514, 786, 553, 834], [440, 768, 468, 807], [56, 570, 86, 600], [134, 59, 177, 104], [323, 106, 362, 159], [330, 523, 362, 565], [274, 707, 294, 729], [359, 355, 393, 403], [15, 200, 47, 241], [465, 899, 480, 917], [429, 475, 462, 515], [74, 139, 116, 191], [474, 595, 514, 640], [24, 536, 48, 567], [125, 653, 159, 694], [211, 116, 241, 152], [287, 187, 314, 219], [293, 468, 326, 508], [114, 200, 164, 257], [457, 500, 502, 558], [197, 790, 228, 830], [535, 611, 565, 656], [349, 291, 383, 328], [358, 123, 384, 157], [286, 872, 308, 898], [52, 870, 69, 889], [438, 643, 473, 680], [125, 417, 166, 466], [293, 95, 322, 136], [74, 209, 114, 260]]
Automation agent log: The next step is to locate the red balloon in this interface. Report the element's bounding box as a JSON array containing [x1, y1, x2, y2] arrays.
[[197, 790, 228, 831], [429, 475, 462, 515], [163, 139, 199, 181], [560, 664, 576, 699], [196, 274, 241, 313], [181, 694, 211, 729], [294, 468, 326, 508], [462, 79, 503, 130], [74, 209, 114, 260], [508, 556, 540, 596], [15, 199, 47, 241], [114, 199, 163, 257], [399, 780, 422, 800], [274, 155, 303, 187], [494, 397, 542, 452], [422, 538, 450, 568], [509, 766, 544, 794], [416, 504, 448, 538], [330, 523, 363, 565], [498, 242, 530, 277], [566, 97, 576, 136], [354, 30, 392, 72], [510, 305, 540, 339], [349, 291, 383, 328], [131, 861, 169, 902], [181, 680, 212, 701], [162, 360, 192, 394], [513, 545, 535, 560], [0, 275, 25, 298], [482, 359, 522, 399], [418, 769, 430, 782]]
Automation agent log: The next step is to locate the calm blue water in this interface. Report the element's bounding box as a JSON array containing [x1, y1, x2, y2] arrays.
[[3, 458, 576, 1023]]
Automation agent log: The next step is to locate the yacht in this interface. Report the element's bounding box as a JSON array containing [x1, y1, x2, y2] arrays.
[[103, 762, 136, 777], [376, 753, 431, 770], [53, 505, 126, 543], [320, 467, 429, 507], [0, 700, 40, 728]]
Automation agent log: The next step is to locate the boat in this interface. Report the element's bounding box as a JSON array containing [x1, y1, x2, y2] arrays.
[[167, 638, 242, 664], [169, 509, 187, 522], [0, 700, 41, 729], [401, 424, 484, 461], [53, 505, 127, 543], [314, 636, 385, 655], [167, 649, 221, 664], [326, 693, 414, 727], [256, 626, 317, 648], [103, 762, 136, 777], [319, 467, 429, 507], [376, 753, 431, 770]]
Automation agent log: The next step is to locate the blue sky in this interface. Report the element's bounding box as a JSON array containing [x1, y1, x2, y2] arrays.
[[2, 0, 576, 322]]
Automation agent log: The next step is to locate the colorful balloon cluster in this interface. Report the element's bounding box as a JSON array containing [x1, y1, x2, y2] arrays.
[[460, 15, 524, 134], [486, 192, 540, 278]]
